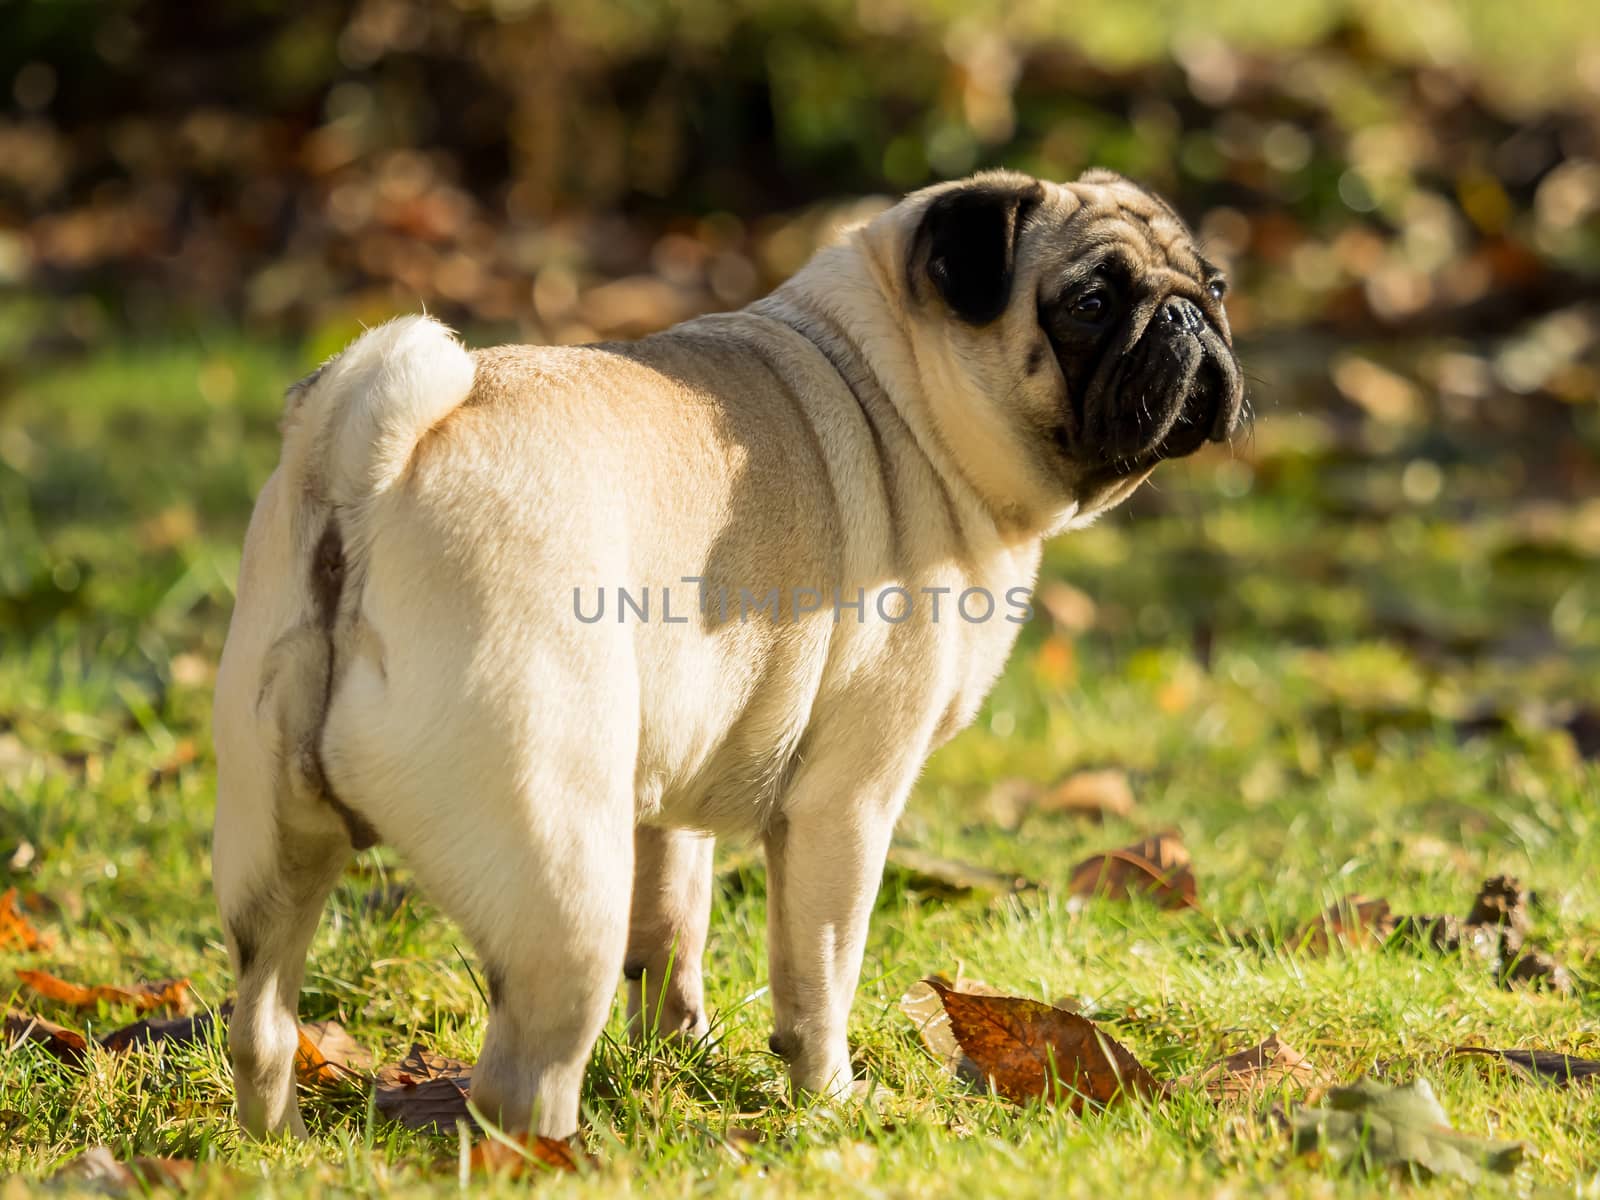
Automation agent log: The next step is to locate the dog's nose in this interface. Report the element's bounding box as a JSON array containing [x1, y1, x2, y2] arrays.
[[1156, 296, 1205, 335]]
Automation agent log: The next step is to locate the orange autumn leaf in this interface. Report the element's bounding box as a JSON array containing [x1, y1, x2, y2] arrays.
[[469, 1132, 587, 1176], [294, 1020, 372, 1085], [0, 888, 50, 951], [295, 1029, 332, 1083], [924, 979, 1163, 1112], [16, 970, 192, 1014], [4, 1006, 89, 1064]]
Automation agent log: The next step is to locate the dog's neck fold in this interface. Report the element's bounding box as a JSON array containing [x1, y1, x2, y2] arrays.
[[752, 230, 1068, 551]]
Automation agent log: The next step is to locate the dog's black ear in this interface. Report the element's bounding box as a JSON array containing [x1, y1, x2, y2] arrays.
[[910, 175, 1044, 325]]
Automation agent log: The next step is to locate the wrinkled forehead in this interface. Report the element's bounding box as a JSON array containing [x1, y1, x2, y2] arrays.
[[1028, 178, 1217, 285]]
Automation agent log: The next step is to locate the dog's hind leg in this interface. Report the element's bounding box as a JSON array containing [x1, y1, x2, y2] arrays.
[[625, 826, 713, 1042], [216, 803, 350, 1139], [414, 778, 633, 1139], [211, 467, 360, 1139]]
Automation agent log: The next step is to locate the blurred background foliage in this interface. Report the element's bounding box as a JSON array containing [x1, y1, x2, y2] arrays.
[[1, 0, 1599, 754], [3, 0, 1598, 344]]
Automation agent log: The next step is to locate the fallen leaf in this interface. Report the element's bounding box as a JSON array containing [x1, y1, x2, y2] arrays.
[[982, 778, 1041, 831], [886, 846, 1035, 899], [1387, 913, 1470, 954], [1193, 1033, 1322, 1101], [1066, 832, 1197, 910], [1497, 940, 1573, 994], [718, 1126, 765, 1162], [375, 1043, 474, 1132], [1465, 875, 1532, 935], [16, 969, 192, 1015], [1296, 894, 1395, 954], [99, 1007, 227, 1054], [1037, 768, 1136, 821], [1325, 877, 1570, 991], [469, 1132, 586, 1176], [49, 1146, 195, 1192], [923, 979, 1162, 1111], [295, 1019, 373, 1084], [1453, 1047, 1600, 1085], [0, 887, 50, 950], [900, 976, 1007, 1088], [1291, 1077, 1525, 1182], [4, 1007, 88, 1064]]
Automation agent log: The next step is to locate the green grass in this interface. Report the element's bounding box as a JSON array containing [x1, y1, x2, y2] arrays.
[[2, 331, 1598, 1196]]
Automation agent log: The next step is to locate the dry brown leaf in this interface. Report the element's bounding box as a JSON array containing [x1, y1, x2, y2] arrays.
[[924, 979, 1162, 1112], [1466, 875, 1533, 934], [1066, 832, 1197, 910], [4, 1006, 88, 1064], [294, 1019, 373, 1084], [983, 778, 1042, 831], [0, 887, 50, 951], [375, 1043, 474, 1131], [1193, 1033, 1322, 1101], [469, 1132, 587, 1176], [100, 1007, 228, 1054], [718, 1127, 765, 1162], [17, 969, 192, 1015], [50, 1146, 197, 1192], [1499, 941, 1574, 994], [1296, 894, 1395, 954], [900, 975, 1007, 1087], [1453, 1047, 1600, 1085], [1038, 768, 1137, 821], [886, 846, 1035, 898]]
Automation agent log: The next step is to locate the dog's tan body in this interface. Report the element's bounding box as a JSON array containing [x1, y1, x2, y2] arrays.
[[213, 170, 1241, 1138]]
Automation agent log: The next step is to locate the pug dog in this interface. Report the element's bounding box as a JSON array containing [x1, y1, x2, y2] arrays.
[[213, 168, 1243, 1140]]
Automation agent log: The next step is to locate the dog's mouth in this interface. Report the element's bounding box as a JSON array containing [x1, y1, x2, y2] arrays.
[[1057, 302, 1244, 477]]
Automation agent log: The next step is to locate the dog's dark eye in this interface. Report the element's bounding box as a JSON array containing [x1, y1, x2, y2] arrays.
[[1207, 279, 1227, 301], [1071, 290, 1110, 322]]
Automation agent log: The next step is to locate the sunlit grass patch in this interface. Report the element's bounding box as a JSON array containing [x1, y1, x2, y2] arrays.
[[1, 335, 1597, 1196]]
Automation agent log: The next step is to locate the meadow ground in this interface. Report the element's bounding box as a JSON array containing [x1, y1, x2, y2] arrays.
[[2, 329, 1598, 1196]]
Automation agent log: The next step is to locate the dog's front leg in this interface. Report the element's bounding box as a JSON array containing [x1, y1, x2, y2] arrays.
[[625, 825, 713, 1041], [762, 765, 906, 1098]]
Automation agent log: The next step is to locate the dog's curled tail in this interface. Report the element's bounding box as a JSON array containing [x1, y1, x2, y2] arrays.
[[281, 315, 474, 510]]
